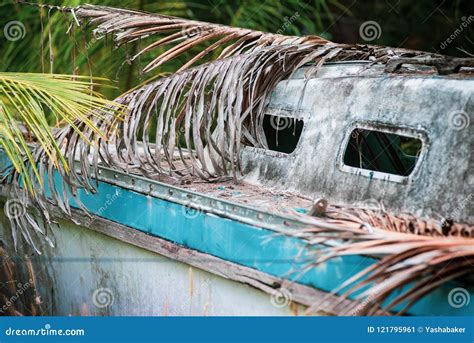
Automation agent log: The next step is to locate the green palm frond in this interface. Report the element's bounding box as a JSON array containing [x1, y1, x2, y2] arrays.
[[0, 72, 122, 194]]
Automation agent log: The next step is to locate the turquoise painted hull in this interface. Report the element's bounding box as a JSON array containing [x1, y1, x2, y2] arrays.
[[0, 149, 472, 316], [65, 174, 474, 316]]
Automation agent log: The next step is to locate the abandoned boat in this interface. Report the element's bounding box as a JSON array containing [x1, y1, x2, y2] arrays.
[[0, 4, 473, 317], [1, 58, 472, 316]]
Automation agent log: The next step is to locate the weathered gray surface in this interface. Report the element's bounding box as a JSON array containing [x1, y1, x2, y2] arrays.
[[0, 213, 303, 316], [242, 62, 473, 222], [0, 205, 351, 316]]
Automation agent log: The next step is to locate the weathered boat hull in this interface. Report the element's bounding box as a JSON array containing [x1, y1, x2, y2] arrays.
[[0, 157, 471, 316], [0, 62, 472, 316], [242, 62, 473, 223], [0, 214, 305, 316]]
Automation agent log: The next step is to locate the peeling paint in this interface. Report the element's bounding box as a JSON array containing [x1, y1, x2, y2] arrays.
[[242, 63, 473, 222]]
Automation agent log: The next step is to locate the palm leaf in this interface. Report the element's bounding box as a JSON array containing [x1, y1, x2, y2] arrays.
[[287, 223, 474, 315], [324, 206, 473, 238], [0, 73, 121, 192], [0, 72, 122, 252], [74, 4, 445, 76], [74, 4, 329, 73], [68, 5, 440, 183]]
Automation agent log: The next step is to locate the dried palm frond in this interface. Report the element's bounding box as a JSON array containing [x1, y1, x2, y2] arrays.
[[74, 4, 329, 73], [73, 4, 445, 74], [3, 4, 448, 250], [104, 44, 346, 181], [324, 206, 474, 238], [97, 44, 443, 182], [262, 210, 473, 315], [64, 4, 441, 183], [291, 205, 473, 315], [292, 225, 474, 315]]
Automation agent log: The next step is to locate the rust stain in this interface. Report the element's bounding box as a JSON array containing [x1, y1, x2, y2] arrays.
[[81, 303, 89, 316], [188, 267, 193, 298], [162, 301, 169, 316], [290, 302, 298, 316]]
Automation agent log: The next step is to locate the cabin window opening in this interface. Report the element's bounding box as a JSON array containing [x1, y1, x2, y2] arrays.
[[262, 114, 304, 154], [343, 128, 422, 177]]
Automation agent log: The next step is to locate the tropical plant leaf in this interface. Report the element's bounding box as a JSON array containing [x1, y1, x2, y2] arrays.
[[74, 4, 329, 73], [67, 5, 442, 184], [0, 72, 122, 253], [0, 73, 121, 192], [285, 222, 474, 315], [324, 206, 473, 238]]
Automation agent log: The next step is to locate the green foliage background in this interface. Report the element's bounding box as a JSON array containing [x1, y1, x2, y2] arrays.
[[0, 0, 473, 100]]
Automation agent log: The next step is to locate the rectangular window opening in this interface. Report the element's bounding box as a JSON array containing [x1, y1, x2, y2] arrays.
[[343, 128, 422, 177], [263, 114, 304, 154]]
